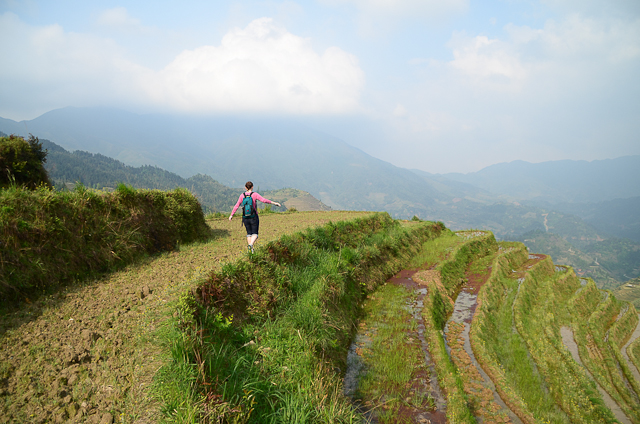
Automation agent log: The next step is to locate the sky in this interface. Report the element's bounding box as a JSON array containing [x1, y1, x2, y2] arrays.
[[1, 0, 639, 173]]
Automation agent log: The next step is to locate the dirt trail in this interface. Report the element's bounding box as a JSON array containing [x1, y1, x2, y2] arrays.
[[560, 327, 632, 424], [0, 212, 368, 424], [621, 314, 640, 386]]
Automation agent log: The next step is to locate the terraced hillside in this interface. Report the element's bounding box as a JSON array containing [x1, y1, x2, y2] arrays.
[[348, 230, 640, 424], [2, 207, 639, 423]]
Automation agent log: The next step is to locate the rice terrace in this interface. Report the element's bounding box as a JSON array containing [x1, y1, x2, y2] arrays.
[[1, 179, 640, 423]]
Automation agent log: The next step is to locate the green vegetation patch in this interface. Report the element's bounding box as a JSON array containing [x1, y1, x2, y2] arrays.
[[156, 214, 444, 423], [354, 283, 434, 422], [512, 261, 620, 423], [471, 242, 570, 423], [614, 277, 640, 309], [0, 184, 210, 302], [572, 289, 640, 422], [0, 134, 51, 189]]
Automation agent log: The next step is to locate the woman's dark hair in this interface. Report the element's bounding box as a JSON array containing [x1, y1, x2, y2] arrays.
[[245, 181, 253, 190]]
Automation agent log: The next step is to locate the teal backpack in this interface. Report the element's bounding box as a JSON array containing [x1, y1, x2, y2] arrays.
[[241, 193, 257, 218]]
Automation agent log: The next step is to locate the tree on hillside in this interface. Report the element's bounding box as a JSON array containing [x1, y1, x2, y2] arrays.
[[0, 134, 51, 189]]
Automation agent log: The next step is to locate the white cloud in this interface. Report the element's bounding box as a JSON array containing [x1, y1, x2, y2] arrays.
[[0, 14, 364, 118], [96, 7, 141, 29], [448, 34, 527, 83], [94, 7, 158, 37], [370, 13, 640, 173], [392, 103, 407, 117], [145, 18, 364, 113], [443, 14, 640, 93], [505, 15, 640, 62]]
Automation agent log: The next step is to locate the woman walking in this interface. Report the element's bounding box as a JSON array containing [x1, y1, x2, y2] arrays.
[[229, 181, 281, 253]]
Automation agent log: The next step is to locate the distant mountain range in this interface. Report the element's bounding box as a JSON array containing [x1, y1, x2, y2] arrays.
[[2, 107, 639, 287], [3, 107, 639, 211], [0, 107, 445, 217], [436, 157, 640, 204]]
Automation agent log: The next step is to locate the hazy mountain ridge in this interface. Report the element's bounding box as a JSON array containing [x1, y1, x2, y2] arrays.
[[36, 138, 332, 213], [440, 156, 640, 204], [0, 107, 445, 217], [536, 196, 640, 244]]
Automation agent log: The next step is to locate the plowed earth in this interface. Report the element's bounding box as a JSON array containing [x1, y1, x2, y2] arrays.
[[0, 211, 371, 424]]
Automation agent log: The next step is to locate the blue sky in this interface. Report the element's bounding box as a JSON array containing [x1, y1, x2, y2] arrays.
[[1, 0, 639, 173]]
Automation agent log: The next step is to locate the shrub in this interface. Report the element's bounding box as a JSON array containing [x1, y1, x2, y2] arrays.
[[0, 134, 51, 189], [0, 186, 210, 302]]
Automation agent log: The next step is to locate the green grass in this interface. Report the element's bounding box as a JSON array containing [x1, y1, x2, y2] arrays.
[[355, 283, 434, 422], [472, 243, 569, 423], [572, 290, 640, 422], [629, 338, 640, 378], [412, 231, 498, 423], [408, 230, 462, 269], [0, 184, 210, 303], [512, 260, 619, 424], [154, 214, 445, 423]]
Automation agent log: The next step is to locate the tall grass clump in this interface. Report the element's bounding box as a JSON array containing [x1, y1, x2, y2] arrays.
[[156, 213, 445, 423], [629, 338, 640, 379], [0, 184, 210, 302]]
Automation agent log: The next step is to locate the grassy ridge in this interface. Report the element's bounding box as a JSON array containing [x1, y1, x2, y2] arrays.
[[630, 339, 640, 380], [0, 185, 209, 302], [157, 214, 445, 422], [470, 242, 563, 424], [512, 259, 620, 424], [573, 288, 640, 422], [354, 283, 434, 422]]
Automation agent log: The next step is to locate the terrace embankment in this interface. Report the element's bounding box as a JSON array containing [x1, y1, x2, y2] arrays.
[[180, 214, 446, 422], [570, 280, 640, 423], [349, 229, 534, 423], [344, 269, 448, 424], [560, 326, 631, 424], [444, 241, 523, 424], [621, 315, 640, 385], [350, 227, 640, 424]]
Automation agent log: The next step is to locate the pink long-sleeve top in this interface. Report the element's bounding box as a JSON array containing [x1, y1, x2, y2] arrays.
[[231, 191, 274, 217]]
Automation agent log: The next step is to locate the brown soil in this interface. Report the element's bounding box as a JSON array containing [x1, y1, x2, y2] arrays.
[[0, 211, 370, 424]]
